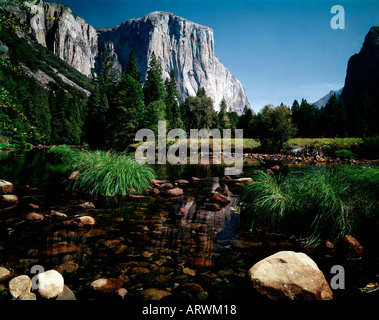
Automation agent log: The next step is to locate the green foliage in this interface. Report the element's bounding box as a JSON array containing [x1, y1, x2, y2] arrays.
[[218, 98, 231, 130], [251, 104, 297, 153], [240, 165, 379, 245], [356, 136, 379, 160], [48, 146, 155, 196], [84, 85, 109, 149], [47, 144, 80, 162], [95, 42, 120, 88], [106, 74, 145, 150], [182, 88, 217, 131], [164, 69, 179, 129], [238, 105, 254, 138], [143, 52, 167, 106], [125, 50, 141, 83], [70, 150, 155, 196], [334, 149, 356, 159]]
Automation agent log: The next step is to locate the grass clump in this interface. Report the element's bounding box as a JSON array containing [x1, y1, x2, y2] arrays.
[[239, 165, 379, 245], [48, 146, 155, 196]]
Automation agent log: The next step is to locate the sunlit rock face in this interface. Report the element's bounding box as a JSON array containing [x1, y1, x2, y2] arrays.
[[98, 11, 251, 113], [11, 4, 251, 113]]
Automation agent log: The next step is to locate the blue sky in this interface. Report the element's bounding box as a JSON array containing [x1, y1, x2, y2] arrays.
[[50, 0, 379, 113]]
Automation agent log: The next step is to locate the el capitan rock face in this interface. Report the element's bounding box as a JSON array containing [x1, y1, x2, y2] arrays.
[[97, 11, 251, 113], [11, 3, 251, 114]]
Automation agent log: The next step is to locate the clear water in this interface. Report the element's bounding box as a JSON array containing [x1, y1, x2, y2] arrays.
[[0, 149, 377, 300]]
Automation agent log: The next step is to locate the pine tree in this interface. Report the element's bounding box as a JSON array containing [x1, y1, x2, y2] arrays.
[[106, 74, 146, 150], [126, 50, 141, 83], [50, 88, 69, 143], [238, 105, 254, 137], [84, 85, 109, 149], [218, 98, 231, 130], [143, 52, 167, 106], [96, 42, 120, 88], [164, 69, 181, 129]]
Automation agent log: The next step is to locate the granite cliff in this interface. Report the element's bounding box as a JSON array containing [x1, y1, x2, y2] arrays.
[[97, 11, 251, 113], [10, 3, 251, 114]]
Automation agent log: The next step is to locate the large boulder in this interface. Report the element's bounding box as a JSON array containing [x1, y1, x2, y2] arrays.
[[37, 269, 65, 299], [247, 251, 333, 300], [9, 275, 32, 299]]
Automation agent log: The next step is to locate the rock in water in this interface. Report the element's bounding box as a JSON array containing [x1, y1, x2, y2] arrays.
[[37, 270, 65, 299], [166, 187, 183, 196], [0, 194, 18, 204], [140, 288, 172, 300], [247, 251, 333, 300], [9, 275, 32, 299], [90, 278, 127, 295], [0, 267, 13, 281], [63, 215, 96, 228], [0, 180, 14, 194], [334, 235, 364, 260]]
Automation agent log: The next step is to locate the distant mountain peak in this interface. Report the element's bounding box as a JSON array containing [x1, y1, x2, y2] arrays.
[[312, 88, 343, 108]]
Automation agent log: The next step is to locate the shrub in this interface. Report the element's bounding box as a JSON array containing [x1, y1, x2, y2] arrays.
[[334, 149, 356, 159]]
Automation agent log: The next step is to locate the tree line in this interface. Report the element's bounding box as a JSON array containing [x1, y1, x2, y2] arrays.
[[1, 26, 378, 152]]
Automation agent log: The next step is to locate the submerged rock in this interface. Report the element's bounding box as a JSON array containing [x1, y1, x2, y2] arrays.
[[0, 194, 18, 204], [63, 215, 96, 228], [77, 202, 95, 209], [247, 251, 333, 300], [90, 278, 127, 295], [25, 212, 44, 222], [188, 257, 215, 268], [41, 243, 79, 256], [140, 288, 172, 300], [166, 188, 183, 196], [205, 192, 230, 206]]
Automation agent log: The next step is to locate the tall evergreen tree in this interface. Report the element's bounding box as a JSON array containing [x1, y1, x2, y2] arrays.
[[164, 69, 181, 129], [238, 105, 254, 137], [106, 74, 146, 150], [84, 85, 109, 149], [125, 50, 141, 83], [218, 98, 231, 130], [96, 42, 120, 88], [143, 52, 167, 106]]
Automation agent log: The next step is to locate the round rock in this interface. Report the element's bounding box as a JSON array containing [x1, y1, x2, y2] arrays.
[[247, 251, 333, 300], [9, 275, 32, 299], [37, 270, 65, 299]]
